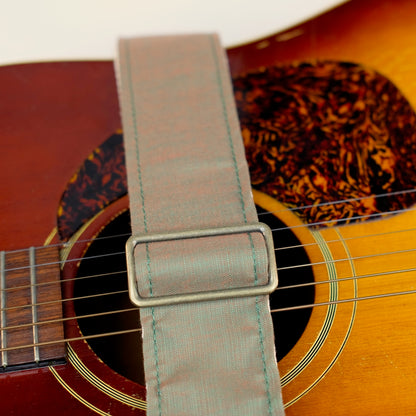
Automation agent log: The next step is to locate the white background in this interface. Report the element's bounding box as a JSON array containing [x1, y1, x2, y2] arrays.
[[1, 0, 347, 65]]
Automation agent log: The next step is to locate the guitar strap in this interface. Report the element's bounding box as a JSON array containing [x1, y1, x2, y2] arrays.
[[116, 34, 284, 415]]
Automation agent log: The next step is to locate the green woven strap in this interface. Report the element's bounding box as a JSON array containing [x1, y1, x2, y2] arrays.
[[116, 34, 284, 415]]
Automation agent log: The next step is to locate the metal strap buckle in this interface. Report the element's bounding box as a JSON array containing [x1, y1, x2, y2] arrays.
[[126, 222, 278, 307]]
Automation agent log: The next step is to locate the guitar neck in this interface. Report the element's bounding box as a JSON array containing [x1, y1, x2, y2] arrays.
[[0, 246, 65, 369]]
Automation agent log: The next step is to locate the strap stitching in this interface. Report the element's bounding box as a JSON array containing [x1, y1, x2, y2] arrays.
[[125, 36, 275, 415], [209, 35, 274, 416], [209, 36, 248, 224], [124, 40, 163, 416]]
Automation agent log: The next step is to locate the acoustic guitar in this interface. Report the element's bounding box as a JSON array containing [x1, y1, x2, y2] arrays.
[[1, 0, 416, 414]]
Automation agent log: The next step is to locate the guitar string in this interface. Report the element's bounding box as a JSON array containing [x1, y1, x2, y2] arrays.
[[271, 288, 416, 313], [0, 305, 139, 333], [275, 226, 416, 252], [3, 203, 416, 277], [1, 248, 415, 319], [1, 231, 415, 337], [256, 188, 416, 216], [2, 265, 416, 335], [270, 206, 416, 231], [1, 190, 415, 350], [3, 286, 416, 354], [1, 221, 414, 300], [2, 206, 416, 290], [1, 224, 416, 296], [3, 186, 416, 258], [0, 328, 142, 354]]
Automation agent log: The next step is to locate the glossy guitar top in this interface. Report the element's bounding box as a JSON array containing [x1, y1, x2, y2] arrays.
[[1, 0, 416, 414]]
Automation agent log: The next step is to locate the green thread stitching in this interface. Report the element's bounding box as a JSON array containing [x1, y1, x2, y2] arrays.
[[209, 35, 274, 415], [209, 36, 248, 224], [256, 297, 274, 415], [125, 40, 162, 416], [151, 307, 162, 413]]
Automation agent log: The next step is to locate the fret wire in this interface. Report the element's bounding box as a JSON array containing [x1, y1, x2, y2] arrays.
[[29, 247, 40, 363], [0, 251, 7, 367]]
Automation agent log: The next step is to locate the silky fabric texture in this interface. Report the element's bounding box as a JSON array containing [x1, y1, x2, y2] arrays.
[[116, 34, 284, 415], [134, 233, 268, 298]]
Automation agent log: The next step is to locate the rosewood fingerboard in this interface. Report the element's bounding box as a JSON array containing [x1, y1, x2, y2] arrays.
[[0, 246, 65, 369]]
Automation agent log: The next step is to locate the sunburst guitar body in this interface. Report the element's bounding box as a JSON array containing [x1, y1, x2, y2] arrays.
[[1, 0, 416, 414]]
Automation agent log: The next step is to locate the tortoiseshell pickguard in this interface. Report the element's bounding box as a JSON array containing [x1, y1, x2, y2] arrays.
[[234, 61, 416, 227], [57, 132, 127, 240], [57, 61, 416, 239]]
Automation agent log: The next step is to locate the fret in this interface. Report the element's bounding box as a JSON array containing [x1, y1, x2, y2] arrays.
[[29, 247, 40, 363], [0, 251, 7, 368], [1, 246, 65, 370]]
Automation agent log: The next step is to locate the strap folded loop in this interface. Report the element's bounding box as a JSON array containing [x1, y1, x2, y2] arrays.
[[126, 223, 278, 307]]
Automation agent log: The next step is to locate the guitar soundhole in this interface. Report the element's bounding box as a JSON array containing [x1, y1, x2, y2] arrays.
[[73, 208, 314, 384], [259, 206, 315, 360]]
